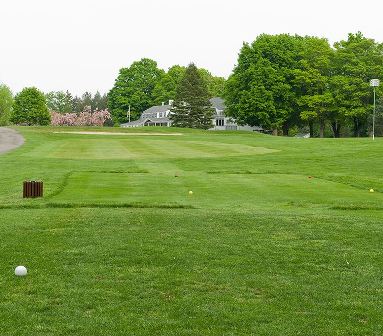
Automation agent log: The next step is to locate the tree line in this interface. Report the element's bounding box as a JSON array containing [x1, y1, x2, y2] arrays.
[[0, 87, 109, 126], [225, 32, 383, 137], [108, 59, 225, 123], [0, 61, 224, 126], [1, 31, 383, 137], [46, 91, 108, 114]]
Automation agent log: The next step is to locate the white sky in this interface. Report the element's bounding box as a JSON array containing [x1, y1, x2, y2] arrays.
[[1, 0, 382, 96]]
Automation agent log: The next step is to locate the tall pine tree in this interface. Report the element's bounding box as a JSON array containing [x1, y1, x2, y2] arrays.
[[170, 63, 213, 129]]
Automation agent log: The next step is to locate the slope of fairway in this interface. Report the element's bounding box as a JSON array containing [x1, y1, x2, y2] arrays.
[[0, 126, 383, 335], [24, 138, 278, 160], [51, 171, 383, 210]]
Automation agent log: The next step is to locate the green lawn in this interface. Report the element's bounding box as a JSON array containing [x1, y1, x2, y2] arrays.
[[0, 126, 382, 335]]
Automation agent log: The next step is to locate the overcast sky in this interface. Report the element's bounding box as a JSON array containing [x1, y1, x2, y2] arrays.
[[1, 0, 382, 96]]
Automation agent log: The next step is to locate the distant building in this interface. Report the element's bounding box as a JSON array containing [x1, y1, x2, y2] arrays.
[[121, 97, 262, 132], [209, 97, 262, 132], [120, 101, 173, 128]]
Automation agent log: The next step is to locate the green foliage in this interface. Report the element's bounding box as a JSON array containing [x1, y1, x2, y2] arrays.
[[198, 68, 226, 97], [208, 75, 226, 97], [92, 91, 108, 111], [293, 37, 333, 136], [170, 63, 214, 129], [0, 84, 13, 126], [80, 91, 93, 110], [71, 91, 108, 112], [45, 91, 73, 113], [108, 58, 165, 124], [11, 87, 50, 125], [108, 60, 225, 126], [225, 32, 383, 137], [225, 35, 302, 131], [152, 65, 186, 105], [152, 66, 226, 106], [330, 32, 383, 137], [299, 93, 334, 137]]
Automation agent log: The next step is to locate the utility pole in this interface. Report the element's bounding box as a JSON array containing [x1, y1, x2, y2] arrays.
[[370, 79, 380, 140], [127, 105, 131, 123]]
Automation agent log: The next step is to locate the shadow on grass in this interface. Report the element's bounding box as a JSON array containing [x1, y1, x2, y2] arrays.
[[0, 202, 195, 210]]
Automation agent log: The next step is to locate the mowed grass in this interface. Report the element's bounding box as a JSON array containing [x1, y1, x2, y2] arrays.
[[52, 172, 382, 210], [0, 126, 383, 335], [24, 138, 277, 159]]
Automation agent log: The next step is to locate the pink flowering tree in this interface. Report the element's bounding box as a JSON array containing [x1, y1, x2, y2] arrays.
[[51, 107, 112, 126]]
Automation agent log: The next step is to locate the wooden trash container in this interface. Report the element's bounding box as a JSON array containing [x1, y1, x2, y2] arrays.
[[23, 181, 43, 198]]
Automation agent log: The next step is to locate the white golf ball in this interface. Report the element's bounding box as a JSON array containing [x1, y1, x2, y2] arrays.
[[15, 266, 27, 276], [189, 191, 193, 195]]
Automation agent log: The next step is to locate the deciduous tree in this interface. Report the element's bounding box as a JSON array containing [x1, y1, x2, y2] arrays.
[[0, 84, 13, 126], [330, 32, 383, 137], [225, 35, 302, 133], [45, 91, 72, 113], [152, 65, 185, 105], [11, 87, 50, 125], [198, 68, 226, 97], [108, 58, 164, 123], [293, 37, 333, 137]]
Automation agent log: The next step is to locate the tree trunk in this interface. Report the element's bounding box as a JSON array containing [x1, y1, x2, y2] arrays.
[[319, 121, 325, 138], [331, 121, 341, 138], [272, 129, 278, 136], [353, 118, 360, 137], [309, 121, 314, 138], [282, 123, 289, 136]]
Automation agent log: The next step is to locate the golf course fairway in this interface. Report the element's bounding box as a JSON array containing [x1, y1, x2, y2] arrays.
[[0, 126, 382, 335]]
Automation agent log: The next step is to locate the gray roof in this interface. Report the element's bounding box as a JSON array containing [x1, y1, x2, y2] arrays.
[[143, 117, 170, 123], [120, 119, 146, 127], [210, 97, 225, 111], [142, 105, 171, 115], [142, 99, 225, 114], [121, 117, 170, 127]]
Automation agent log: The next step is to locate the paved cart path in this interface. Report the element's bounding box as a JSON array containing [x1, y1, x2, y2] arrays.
[[0, 128, 24, 155]]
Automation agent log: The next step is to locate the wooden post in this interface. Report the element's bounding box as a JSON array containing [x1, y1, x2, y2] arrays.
[[23, 181, 43, 198]]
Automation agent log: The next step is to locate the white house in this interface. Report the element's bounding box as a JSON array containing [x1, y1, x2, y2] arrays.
[[120, 101, 173, 128], [209, 97, 262, 132], [121, 97, 262, 131]]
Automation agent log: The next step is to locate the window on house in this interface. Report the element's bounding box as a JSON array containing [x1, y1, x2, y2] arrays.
[[216, 119, 224, 126]]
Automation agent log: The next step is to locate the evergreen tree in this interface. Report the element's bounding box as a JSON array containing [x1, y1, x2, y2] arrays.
[[81, 92, 93, 110], [11, 87, 50, 125], [170, 63, 213, 129], [92, 91, 108, 110], [71, 95, 83, 112]]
